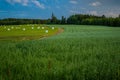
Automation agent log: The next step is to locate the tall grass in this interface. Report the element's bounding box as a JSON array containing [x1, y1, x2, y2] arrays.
[[0, 25, 120, 80]]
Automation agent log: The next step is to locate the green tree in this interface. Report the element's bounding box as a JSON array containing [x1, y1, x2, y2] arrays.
[[61, 16, 66, 24], [119, 14, 120, 18], [51, 13, 57, 24], [102, 15, 106, 18]]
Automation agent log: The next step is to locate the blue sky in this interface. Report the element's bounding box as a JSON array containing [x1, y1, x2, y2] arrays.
[[0, 0, 120, 19]]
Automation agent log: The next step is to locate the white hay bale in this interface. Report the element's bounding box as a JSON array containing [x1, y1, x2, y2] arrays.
[[37, 27, 40, 29], [23, 28, 26, 31], [45, 30, 48, 33], [42, 27, 44, 29], [52, 27, 54, 30], [32, 27, 34, 29], [7, 28, 10, 31], [11, 27, 14, 29]]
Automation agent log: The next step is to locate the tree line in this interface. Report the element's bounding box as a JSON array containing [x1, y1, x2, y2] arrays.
[[0, 13, 120, 27], [67, 14, 120, 27]]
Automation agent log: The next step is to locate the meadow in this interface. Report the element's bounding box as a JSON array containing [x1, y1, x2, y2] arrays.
[[0, 24, 58, 41], [0, 25, 120, 80]]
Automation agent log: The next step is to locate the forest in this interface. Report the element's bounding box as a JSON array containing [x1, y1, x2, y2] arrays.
[[0, 13, 120, 27]]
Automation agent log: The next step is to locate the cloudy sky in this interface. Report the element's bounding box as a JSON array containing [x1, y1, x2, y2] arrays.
[[0, 0, 120, 19]]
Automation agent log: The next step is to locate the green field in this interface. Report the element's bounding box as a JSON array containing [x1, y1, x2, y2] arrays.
[[0, 25, 120, 80], [0, 24, 59, 41]]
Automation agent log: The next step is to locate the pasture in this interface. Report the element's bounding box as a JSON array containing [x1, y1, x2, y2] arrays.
[[0, 25, 120, 80], [0, 24, 58, 41]]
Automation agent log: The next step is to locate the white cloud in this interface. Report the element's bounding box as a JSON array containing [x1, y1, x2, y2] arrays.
[[13, 0, 21, 3], [6, 0, 45, 9], [70, 10, 80, 14], [32, 0, 45, 9], [90, 1, 101, 7], [90, 11, 98, 15], [6, 0, 17, 4], [105, 12, 119, 17], [23, 0, 28, 6], [6, 0, 28, 6], [70, 0, 78, 4]]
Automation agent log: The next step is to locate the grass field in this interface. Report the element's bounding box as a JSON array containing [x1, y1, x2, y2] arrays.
[[0, 25, 120, 80], [0, 24, 59, 41]]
